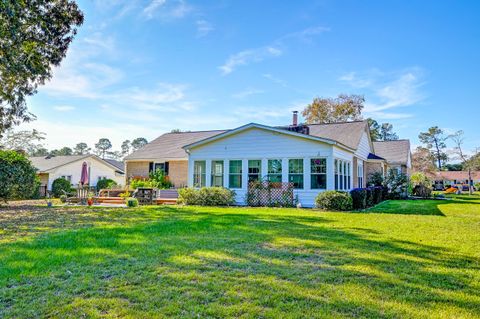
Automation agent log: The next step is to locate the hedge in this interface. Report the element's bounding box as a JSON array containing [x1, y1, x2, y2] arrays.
[[177, 187, 236, 206], [315, 191, 352, 211]]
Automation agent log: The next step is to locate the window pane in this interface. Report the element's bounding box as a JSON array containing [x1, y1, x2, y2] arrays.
[[248, 160, 261, 174], [268, 159, 282, 174], [311, 158, 326, 173], [229, 160, 242, 174], [229, 175, 242, 188], [193, 161, 206, 187], [289, 159, 303, 174], [268, 174, 282, 183], [312, 174, 327, 189], [289, 174, 304, 189], [211, 160, 224, 187]]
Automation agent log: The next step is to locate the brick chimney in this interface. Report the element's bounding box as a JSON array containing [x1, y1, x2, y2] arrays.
[[292, 111, 298, 126]]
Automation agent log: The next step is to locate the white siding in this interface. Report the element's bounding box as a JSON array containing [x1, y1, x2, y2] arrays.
[[354, 131, 372, 160], [187, 127, 349, 207], [46, 156, 125, 190]]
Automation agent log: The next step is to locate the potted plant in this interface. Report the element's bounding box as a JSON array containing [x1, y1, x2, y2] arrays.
[[87, 192, 95, 206]]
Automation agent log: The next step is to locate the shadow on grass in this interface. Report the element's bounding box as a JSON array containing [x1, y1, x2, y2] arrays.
[[362, 198, 479, 216], [0, 205, 479, 318]]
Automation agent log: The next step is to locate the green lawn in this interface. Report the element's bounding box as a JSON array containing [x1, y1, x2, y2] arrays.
[[0, 196, 479, 318]]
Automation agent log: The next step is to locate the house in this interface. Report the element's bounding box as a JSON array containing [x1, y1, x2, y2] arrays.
[[370, 140, 412, 177], [30, 154, 125, 191], [430, 171, 480, 190], [125, 114, 411, 207]]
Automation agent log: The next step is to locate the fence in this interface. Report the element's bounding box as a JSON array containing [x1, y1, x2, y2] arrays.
[[246, 181, 295, 207]]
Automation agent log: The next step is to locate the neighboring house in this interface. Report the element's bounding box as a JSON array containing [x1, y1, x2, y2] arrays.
[[125, 115, 411, 207], [371, 140, 412, 177], [431, 171, 480, 189], [30, 154, 125, 190]]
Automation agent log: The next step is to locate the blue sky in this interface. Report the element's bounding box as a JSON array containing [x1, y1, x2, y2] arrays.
[[23, 0, 480, 153]]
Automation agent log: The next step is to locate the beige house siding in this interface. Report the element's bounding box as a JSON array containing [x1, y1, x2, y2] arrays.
[[352, 157, 358, 188], [126, 161, 150, 179], [38, 173, 49, 186], [168, 160, 188, 187]]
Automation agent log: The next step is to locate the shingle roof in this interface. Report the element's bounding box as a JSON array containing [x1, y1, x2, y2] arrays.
[[124, 130, 227, 160], [373, 140, 411, 165], [432, 171, 480, 181], [104, 159, 125, 172], [306, 121, 368, 150], [30, 155, 90, 172]]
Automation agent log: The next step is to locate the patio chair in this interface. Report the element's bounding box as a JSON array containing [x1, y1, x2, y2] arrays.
[[64, 187, 90, 205]]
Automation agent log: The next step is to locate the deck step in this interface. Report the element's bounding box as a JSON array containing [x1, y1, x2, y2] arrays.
[[156, 198, 178, 205]]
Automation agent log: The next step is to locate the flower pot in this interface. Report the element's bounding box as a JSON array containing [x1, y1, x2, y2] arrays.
[[87, 199, 94, 206]]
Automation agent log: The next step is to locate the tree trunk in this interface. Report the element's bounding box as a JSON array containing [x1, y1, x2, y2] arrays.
[[468, 168, 473, 195]]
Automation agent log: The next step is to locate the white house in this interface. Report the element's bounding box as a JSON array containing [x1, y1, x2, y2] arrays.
[[30, 154, 125, 191], [125, 114, 411, 207]]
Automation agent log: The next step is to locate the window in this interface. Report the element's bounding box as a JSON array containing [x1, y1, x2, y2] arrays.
[[357, 163, 364, 187], [248, 160, 262, 182], [193, 161, 206, 187], [288, 159, 304, 189], [311, 158, 327, 189], [229, 160, 242, 188], [335, 159, 351, 191], [61, 175, 72, 183], [267, 159, 282, 183], [98, 176, 107, 181], [211, 160, 224, 187]]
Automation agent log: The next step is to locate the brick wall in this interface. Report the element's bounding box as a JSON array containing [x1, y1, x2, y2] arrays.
[[366, 162, 384, 183], [168, 160, 188, 187], [126, 161, 150, 179]]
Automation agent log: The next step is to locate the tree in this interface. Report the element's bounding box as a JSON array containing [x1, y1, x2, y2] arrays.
[[0, 150, 38, 202], [450, 131, 476, 194], [131, 137, 148, 151], [121, 140, 131, 156], [94, 138, 112, 159], [0, 129, 46, 155], [418, 126, 449, 170], [444, 163, 463, 171], [379, 123, 399, 141], [73, 142, 90, 155], [367, 118, 381, 141], [302, 94, 364, 124], [31, 147, 49, 157], [411, 146, 436, 175], [107, 151, 122, 160], [170, 129, 182, 133], [51, 147, 73, 156], [0, 1, 84, 137]]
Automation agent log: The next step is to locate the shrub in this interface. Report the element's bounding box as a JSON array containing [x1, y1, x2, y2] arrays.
[[410, 172, 432, 198], [51, 178, 73, 198], [130, 178, 159, 189], [59, 195, 67, 203], [366, 187, 374, 207], [178, 187, 236, 206], [412, 185, 432, 198], [350, 188, 367, 210], [385, 169, 408, 199], [96, 178, 117, 191], [126, 197, 139, 207], [315, 191, 352, 211], [475, 183, 480, 191], [372, 186, 383, 204], [368, 171, 384, 187], [149, 169, 173, 189], [0, 150, 38, 202]]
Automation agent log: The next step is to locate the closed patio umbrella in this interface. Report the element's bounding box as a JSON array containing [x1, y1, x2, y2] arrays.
[[80, 162, 89, 186]]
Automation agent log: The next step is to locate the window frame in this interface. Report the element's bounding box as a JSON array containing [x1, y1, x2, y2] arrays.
[[288, 158, 304, 189], [267, 159, 282, 183], [311, 158, 327, 190], [248, 159, 262, 183], [211, 160, 224, 187], [228, 160, 243, 189], [193, 160, 206, 188]]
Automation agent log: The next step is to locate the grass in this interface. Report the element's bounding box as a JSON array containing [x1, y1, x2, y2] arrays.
[[0, 196, 479, 318]]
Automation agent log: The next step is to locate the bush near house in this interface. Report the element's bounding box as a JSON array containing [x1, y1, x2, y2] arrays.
[[410, 172, 433, 198], [126, 198, 139, 207], [96, 178, 117, 191], [315, 191, 353, 211], [177, 187, 236, 206], [0, 150, 38, 202], [351, 186, 385, 210], [51, 178, 73, 198], [129, 169, 173, 190], [385, 169, 409, 199]]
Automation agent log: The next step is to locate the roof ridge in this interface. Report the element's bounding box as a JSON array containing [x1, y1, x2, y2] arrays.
[[373, 139, 410, 143], [164, 129, 229, 135], [305, 120, 367, 126]]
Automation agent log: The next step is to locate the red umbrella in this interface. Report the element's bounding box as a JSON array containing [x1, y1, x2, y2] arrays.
[[80, 162, 89, 186]]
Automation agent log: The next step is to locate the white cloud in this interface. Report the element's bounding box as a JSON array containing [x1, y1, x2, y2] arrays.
[[232, 88, 264, 99], [219, 26, 328, 75], [143, 0, 192, 20], [53, 105, 75, 112], [262, 73, 288, 87], [196, 20, 214, 37], [219, 47, 283, 75], [339, 68, 426, 119]]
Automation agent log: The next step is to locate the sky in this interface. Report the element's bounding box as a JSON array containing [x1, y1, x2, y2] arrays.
[[22, 0, 480, 154]]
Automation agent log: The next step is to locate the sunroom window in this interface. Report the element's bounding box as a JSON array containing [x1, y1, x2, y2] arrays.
[[267, 159, 282, 183], [193, 161, 206, 188], [211, 160, 224, 187], [248, 160, 262, 182], [229, 160, 242, 188], [311, 158, 327, 189], [288, 159, 304, 189]]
